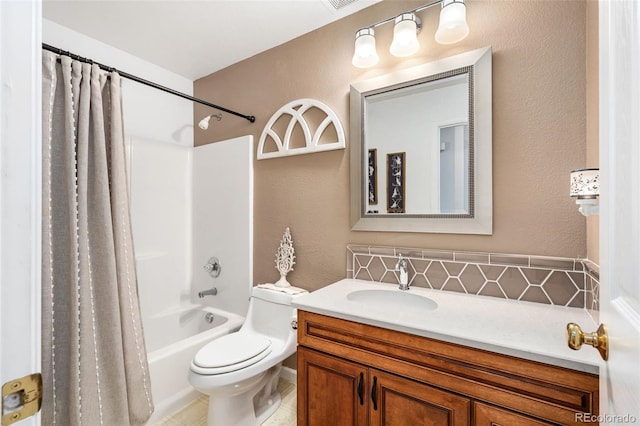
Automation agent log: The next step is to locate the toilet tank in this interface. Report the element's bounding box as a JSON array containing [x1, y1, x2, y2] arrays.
[[243, 287, 304, 342]]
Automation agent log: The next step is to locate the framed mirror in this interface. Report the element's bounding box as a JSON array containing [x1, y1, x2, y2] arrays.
[[350, 46, 492, 234]]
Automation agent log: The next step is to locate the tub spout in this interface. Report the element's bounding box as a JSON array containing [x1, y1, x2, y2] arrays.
[[198, 288, 218, 298]]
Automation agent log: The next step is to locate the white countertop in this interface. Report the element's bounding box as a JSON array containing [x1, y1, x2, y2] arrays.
[[292, 278, 601, 375]]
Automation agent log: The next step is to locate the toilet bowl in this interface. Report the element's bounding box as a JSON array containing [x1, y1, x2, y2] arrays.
[[188, 286, 306, 426]]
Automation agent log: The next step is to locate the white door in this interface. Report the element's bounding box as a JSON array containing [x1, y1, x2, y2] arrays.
[[0, 1, 42, 425], [599, 0, 640, 420]]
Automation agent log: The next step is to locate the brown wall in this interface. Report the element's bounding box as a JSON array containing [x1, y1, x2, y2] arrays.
[[194, 0, 589, 292]]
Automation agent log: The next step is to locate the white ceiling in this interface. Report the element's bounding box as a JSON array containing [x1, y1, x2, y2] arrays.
[[43, 0, 381, 80]]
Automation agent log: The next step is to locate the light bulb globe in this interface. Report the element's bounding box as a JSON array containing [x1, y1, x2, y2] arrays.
[[352, 28, 379, 68], [435, 1, 469, 44], [390, 14, 420, 58]]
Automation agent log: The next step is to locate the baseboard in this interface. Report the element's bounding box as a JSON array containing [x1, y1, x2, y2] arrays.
[[280, 366, 297, 384]]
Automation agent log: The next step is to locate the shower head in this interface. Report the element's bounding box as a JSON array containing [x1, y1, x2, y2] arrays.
[[198, 112, 222, 130]]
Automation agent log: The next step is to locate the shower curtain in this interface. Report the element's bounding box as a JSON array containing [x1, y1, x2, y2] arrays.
[[41, 51, 154, 426]]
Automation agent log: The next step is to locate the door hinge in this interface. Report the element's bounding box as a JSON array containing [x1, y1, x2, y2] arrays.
[[2, 373, 42, 426]]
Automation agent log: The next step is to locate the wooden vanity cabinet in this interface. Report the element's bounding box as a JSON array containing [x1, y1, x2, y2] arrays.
[[369, 368, 470, 426], [298, 347, 469, 426], [473, 402, 552, 426], [297, 311, 599, 426], [297, 347, 367, 426]]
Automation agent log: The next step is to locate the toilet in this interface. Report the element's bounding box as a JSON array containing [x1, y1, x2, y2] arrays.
[[188, 286, 306, 426]]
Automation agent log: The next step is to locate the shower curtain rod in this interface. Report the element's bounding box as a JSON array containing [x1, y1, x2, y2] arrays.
[[42, 43, 256, 123]]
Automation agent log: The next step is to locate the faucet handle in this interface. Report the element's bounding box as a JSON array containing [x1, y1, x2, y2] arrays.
[[204, 257, 221, 278]]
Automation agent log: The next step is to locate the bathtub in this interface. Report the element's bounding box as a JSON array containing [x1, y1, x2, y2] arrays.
[[145, 304, 245, 423]]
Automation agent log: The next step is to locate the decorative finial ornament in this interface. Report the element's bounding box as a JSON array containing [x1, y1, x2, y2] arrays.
[[274, 227, 296, 287]]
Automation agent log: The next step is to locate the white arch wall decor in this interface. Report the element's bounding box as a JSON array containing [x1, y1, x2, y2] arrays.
[[257, 98, 346, 160]]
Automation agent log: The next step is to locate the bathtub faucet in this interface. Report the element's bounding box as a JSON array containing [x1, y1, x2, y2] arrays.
[[198, 287, 218, 298]]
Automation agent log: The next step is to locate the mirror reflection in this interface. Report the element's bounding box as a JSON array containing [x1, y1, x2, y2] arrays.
[[363, 71, 471, 216], [349, 46, 492, 234]]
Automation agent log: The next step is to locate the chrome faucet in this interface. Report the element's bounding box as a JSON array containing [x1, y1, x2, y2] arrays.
[[203, 257, 221, 278], [395, 254, 409, 290], [198, 287, 218, 298]]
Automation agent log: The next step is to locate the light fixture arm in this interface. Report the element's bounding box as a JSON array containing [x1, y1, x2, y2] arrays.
[[398, 13, 423, 34], [365, 0, 443, 30]]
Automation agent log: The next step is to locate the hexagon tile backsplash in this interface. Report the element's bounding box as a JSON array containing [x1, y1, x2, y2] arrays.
[[347, 245, 600, 312]]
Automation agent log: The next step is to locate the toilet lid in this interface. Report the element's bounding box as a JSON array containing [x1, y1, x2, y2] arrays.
[[193, 333, 271, 371]]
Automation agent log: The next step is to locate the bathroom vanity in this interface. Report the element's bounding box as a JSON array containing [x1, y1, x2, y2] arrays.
[[293, 279, 600, 425]]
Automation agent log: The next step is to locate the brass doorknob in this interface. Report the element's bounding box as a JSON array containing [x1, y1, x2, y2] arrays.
[[566, 322, 608, 361]]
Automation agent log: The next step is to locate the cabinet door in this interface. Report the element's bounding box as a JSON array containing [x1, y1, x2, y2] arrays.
[[473, 402, 554, 426], [297, 347, 368, 426], [369, 369, 470, 426]]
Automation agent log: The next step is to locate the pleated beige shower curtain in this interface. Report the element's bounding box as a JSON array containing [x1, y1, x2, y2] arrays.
[[41, 51, 154, 426]]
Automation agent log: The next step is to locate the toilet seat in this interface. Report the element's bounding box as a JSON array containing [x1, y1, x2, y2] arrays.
[[192, 333, 272, 375]]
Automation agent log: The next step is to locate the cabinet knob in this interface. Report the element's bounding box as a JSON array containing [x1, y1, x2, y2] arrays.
[[566, 322, 608, 361]]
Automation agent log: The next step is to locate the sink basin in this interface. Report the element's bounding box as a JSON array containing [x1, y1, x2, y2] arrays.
[[346, 289, 438, 313]]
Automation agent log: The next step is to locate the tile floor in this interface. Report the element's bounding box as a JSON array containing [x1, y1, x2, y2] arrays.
[[154, 379, 296, 426]]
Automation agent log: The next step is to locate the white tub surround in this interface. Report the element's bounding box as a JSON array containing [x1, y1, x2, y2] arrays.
[[130, 138, 191, 320], [134, 135, 253, 420], [191, 135, 254, 317], [292, 278, 600, 374]]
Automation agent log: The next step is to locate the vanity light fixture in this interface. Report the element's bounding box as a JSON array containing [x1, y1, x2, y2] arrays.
[[570, 168, 600, 216], [435, 0, 470, 44], [351, 0, 470, 68], [390, 13, 422, 57], [352, 28, 380, 68]]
